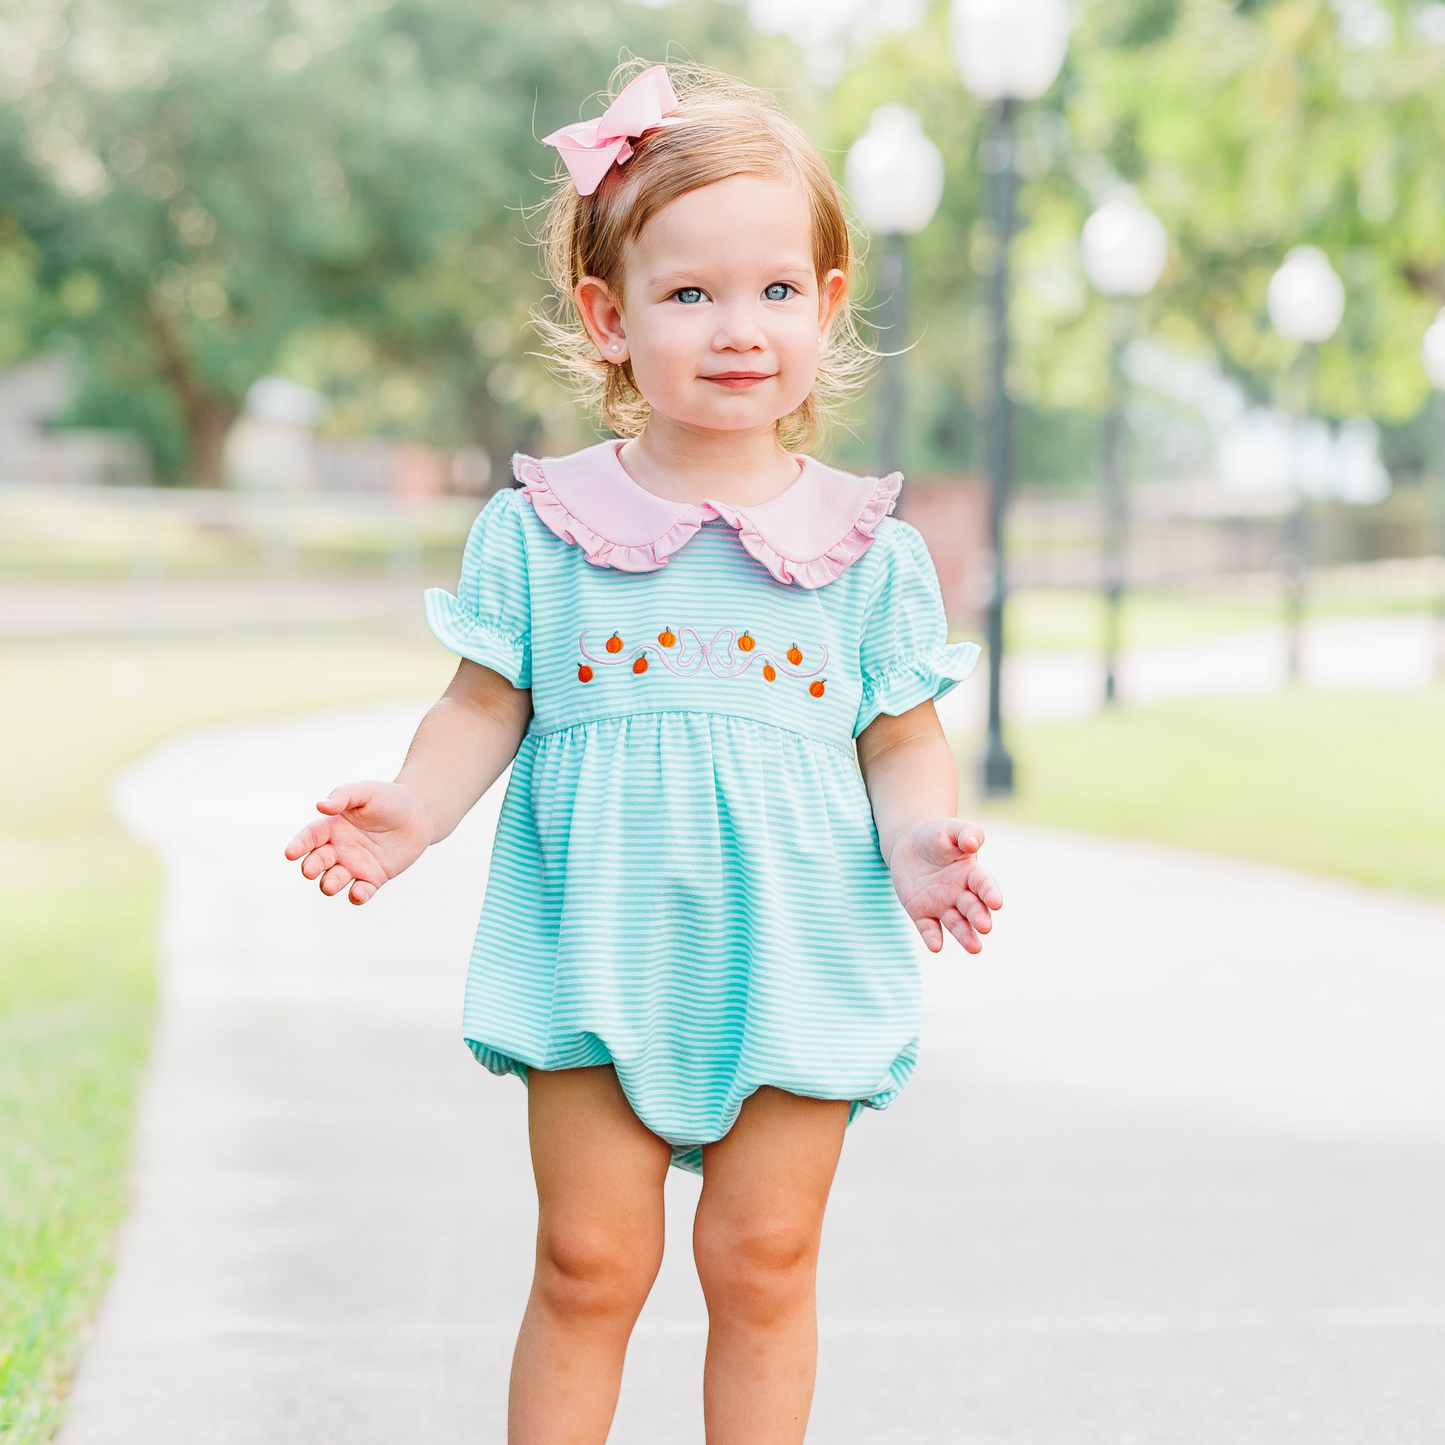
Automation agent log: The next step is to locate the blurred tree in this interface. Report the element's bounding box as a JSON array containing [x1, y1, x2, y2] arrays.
[[826, 0, 1445, 483], [1074, 0, 1445, 423], [0, 0, 779, 484]]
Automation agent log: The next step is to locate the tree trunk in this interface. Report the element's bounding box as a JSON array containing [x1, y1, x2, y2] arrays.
[[184, 392, 235, 490], [145, 305, 239, 488]]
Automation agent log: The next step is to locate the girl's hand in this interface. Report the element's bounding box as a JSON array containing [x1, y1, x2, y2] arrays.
[[888, 818, 1002, 955], [284, 782, 434, 906]]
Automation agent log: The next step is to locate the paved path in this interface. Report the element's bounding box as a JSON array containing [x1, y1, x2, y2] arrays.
[[62, 703, 1445, 1444], [937, 612, 1443, 729]]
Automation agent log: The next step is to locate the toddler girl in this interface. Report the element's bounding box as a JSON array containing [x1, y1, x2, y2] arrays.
[[285, 62, 1001, 1445]]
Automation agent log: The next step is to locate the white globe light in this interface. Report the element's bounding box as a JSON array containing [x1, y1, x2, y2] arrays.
[[844, 105, 945, 237], [1267, 246, 1345, 343], [949, 0, 1071, 102], [1080, 191, 1169, 297], [1423, 307, 1445, 390]]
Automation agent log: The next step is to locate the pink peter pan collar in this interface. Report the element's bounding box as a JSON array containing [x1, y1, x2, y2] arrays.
[[515, 440, 901, 589]]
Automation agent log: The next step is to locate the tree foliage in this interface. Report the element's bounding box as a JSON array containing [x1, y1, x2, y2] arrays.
[[2, 0, 1444, 487], [826, 0, 1445, 481], [0, 0, 777, 483]]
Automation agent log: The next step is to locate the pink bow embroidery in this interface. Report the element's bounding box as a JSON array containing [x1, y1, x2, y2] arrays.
[[541, 65, 679, 196]]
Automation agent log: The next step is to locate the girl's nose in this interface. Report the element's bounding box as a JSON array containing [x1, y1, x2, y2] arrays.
[[710, 304, 768, 353]]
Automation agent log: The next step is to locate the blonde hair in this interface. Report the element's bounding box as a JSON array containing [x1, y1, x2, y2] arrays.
[[533, 61, 870, 453]]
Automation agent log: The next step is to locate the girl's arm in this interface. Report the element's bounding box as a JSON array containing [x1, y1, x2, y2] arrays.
[[284, 660, 531, 905], [856, 700, 1002, 954]]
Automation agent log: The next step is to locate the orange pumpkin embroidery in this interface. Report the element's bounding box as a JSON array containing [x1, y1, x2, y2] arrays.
[[787, 644, 803, 665], [738, 631, 756, 652], [809, 678, 826, 698], [606, 633, 624, 654], [577, 664, 594, 683], [633, 656, 649, 675], [762, 663, 776, 682], [658, 626, 676, 647]]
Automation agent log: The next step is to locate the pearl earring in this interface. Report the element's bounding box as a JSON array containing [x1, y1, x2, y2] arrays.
[[609, 343, 621, 354], [817, 335, 825, 346]]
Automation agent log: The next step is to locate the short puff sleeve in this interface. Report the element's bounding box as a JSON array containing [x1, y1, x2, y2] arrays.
[[424, 488, 531, 688], [854, 521, 981, 737]]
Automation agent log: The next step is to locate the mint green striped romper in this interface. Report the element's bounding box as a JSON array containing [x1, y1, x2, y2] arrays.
[[425, 443, 980, 1172]]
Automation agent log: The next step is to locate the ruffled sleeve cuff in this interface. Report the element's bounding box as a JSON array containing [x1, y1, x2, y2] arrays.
[[424, 587, 531, 688], [854, 640, 982, 737]]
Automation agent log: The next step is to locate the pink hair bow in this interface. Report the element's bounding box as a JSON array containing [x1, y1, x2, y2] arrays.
[[541, 65, 679, 196]]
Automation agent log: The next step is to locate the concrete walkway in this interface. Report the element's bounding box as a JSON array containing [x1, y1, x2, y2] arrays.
[[937, 611, 1443, 730], [62, 702, 1445, 1444]]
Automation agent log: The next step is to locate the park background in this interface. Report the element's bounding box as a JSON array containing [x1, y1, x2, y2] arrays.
[[2, 0, 1445, 1439]]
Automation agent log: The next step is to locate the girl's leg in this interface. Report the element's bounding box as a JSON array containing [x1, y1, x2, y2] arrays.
[[508, 1065, 672, 1445], [692, 1088, 850, 1445]]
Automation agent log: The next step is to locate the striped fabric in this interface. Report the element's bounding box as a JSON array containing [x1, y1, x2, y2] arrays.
[[426, 476, 980, 1172]]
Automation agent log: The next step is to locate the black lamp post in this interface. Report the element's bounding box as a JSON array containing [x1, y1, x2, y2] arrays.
[[1266, 246, 1345, 683], [1079, 190, 1169, 705], [845, 105, 944, 480], [978, 98, 1017, 792], [950, 0, 1071, 797], [1424, 309, 1445, 678]]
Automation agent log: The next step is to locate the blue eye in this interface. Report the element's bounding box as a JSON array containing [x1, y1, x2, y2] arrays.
[[674, 287, 704, 304], [763, 283, 795, 301]]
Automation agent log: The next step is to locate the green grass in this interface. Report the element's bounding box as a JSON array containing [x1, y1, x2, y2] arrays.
[[996, 588, 1273, 653], [979, 687, 1445, 900], [956, 586, 1444, 655], [0, 634, 454, 1443]]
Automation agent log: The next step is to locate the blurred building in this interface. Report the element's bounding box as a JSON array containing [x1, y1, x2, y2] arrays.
[[0, 356, 152, 487], [225, 374, 492, 498], [895, 476, 990, 627]]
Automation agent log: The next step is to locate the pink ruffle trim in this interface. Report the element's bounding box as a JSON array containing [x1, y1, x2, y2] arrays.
[[517, 454, 704, 573], [720, 471, 902, 589], [518, 455, 902, 589]]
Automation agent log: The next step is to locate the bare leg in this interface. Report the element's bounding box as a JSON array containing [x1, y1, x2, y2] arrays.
[[693, 1088, 849, 1445], [508, 1065, 672, 1445]]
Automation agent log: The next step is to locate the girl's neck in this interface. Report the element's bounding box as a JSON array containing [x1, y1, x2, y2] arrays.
[[617, 416, 801, 508]]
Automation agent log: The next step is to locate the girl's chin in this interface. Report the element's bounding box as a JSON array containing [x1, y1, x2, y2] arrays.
[[668, 409, 798, 435], [673, 391, 810, 426]]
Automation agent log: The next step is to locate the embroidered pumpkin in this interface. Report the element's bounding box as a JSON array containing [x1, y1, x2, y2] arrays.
[[738, 631, 755, 652], [809, 678, 826, 698], [633, 656, 649, 675], [658, 626, 676, 648], [762, 663, 776, 682], [787, 644, 803, 665], [577, 664, 593, 683], [606, 633, 624, 654]]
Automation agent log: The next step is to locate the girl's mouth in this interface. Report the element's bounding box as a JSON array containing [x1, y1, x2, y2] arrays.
[[701, 372, 776, 389]]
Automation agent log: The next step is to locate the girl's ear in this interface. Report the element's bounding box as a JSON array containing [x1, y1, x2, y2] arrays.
[[575, 276, 629, 362], [816, 268, 848, 344]]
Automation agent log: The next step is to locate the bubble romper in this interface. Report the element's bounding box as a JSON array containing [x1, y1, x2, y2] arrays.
[[424, 441, 981, 1171]]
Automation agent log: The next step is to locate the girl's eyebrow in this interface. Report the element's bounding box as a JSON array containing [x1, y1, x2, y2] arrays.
[[647, 262, 814, 290]]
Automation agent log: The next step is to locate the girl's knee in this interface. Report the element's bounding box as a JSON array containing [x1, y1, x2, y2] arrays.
[[694, 1212, 818, 1324], [534, 1220, 662, 1324]]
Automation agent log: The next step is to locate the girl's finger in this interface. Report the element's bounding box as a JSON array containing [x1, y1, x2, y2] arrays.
[[319, 864, 353, 896], [947, 819, 985, 856], [300, 845, 336, 881], [349, 880, 377, 905], [914, 915, 944, 953], [966, 867, 1003, 910], [284, 821, 328, 860], [957, 891, 993, 935], [343, 851, 389, 888], [317, 785, 365, 816], [942, 906, 982, 954]]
